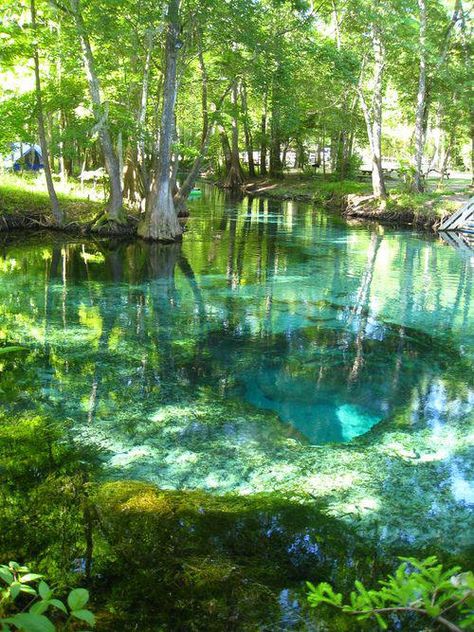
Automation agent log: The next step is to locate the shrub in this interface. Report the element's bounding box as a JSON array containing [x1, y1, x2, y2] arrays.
[[307, 556, 474, 631], [0, 561, 95, 632]]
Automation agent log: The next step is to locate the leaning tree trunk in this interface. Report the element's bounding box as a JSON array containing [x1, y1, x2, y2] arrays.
[[412, 0, 427, 193], [69, 0, 125, 224], [138, 0, 182, 241], [31, 0, 64, 226], [223, 80, 244, 190]]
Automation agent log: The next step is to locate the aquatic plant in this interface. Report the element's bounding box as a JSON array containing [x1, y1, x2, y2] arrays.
[[307, 556, 474, 631], [0, 561, 95, 631]]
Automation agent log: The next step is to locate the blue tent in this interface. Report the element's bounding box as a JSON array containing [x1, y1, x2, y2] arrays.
[[3, 143, 43, 171]]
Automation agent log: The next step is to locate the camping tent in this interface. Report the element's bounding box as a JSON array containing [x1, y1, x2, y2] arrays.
[[3, 143, 43, 171]]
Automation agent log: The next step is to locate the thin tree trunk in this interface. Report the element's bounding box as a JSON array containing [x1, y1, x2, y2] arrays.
[[220, 127, 232, 174], [370, 25, 386, 199], [223, 80, 244, 190], [55, 25, 67, 185], [240, 82, 256, 178], [358, 29, 387, 200], [117, 130, 123, 189], [174, 55, 231, 213], [69, 0, 125, 224], [137, 28, 154, 195], [31, 0, 64, 226], [260, 92, 268, 176], [138, 0, 182, 241], [413, 0, 427, 193], [457, 0, 474, 184], [269, 79, 283, 179]]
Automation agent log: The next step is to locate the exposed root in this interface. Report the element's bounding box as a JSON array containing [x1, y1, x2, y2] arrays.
[[91, 218, 137, 236], [0, 212, 138, 236]]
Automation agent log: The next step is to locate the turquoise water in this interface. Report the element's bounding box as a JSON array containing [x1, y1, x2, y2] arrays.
[[1, 187, 473, 557]]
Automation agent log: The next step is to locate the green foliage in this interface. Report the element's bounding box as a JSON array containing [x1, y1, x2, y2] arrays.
[[0, 562, 95, 631], [307, 556, 474, 631]]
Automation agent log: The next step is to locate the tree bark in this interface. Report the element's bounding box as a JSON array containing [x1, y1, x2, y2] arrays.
[[457, 0, 474, 184], [358, 27, 387, 200], [137, 28, 154, 195], [240, 82, 256, 177], [31, 0, 64, 226], [220, 127, 232, 174], [269, 77, 283, 179], [370, 25, 386, 199], [69, 0, 125, 224], [260, 92, 268, 176], [138, 0, 182, 241], [412, 0, 427, 193], [223, 80, 244, 190]]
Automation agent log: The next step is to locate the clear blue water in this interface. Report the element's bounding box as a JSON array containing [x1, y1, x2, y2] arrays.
[[0, 186, 473, 556]]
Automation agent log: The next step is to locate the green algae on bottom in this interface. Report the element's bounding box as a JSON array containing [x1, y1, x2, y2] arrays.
[[71, 389, 474, 559]]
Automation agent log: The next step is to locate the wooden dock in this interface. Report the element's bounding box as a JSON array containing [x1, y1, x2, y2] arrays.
[[439, 196, 474, 232]]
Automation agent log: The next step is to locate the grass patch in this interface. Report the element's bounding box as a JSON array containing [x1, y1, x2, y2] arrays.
[[245, 174, 371, 202], [0, 173, 106, 223], [386, 189, 462, 220]]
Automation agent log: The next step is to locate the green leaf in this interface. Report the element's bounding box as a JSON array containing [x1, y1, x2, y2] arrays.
[[29, 601, 50, 615], [20, 574, 42, 583], [0, 568, 14, 585], [38, 582, 51, 601], [71, 609, 95, 626], [49, 599, 67, 614], [374, 613, 388, 629], [67, 588, 89, 611], [19, 585, 37, 596], [9, 582, 21, 599], [3, 613, 55, 632], [0, 346, 28, 355]]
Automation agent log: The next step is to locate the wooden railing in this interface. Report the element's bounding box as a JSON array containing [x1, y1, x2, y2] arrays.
[[439, 197, 474, 232]]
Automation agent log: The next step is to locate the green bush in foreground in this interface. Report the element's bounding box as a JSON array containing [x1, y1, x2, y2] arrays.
[[0, 562, 95, 632], [307, 556, 474, 631]]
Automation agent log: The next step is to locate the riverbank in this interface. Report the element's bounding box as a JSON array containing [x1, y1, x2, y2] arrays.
[[241, 175, 469, 231], [0, 173, 470, 236], [0, 174, 140, 235]]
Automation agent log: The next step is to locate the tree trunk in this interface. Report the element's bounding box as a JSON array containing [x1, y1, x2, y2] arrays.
[[260, 93, 268, 176], [31, 0, 64, 226], [137, 28, 154, 195], [370, 25, 386, 199], [358, 25, 387, 200], [174, 40, 210, 212], [138, 0, 182, 241], [69, 0, 125, 224], [55, 27, 67, 185], [223, 80, 244, 190], [117, 130, 124, 189], [240, 82, 256, 177], [269, 82, 283, 179], [457, 0, 474, 185], [220, 128, 232, 174], [412, 0, 427, 193]]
